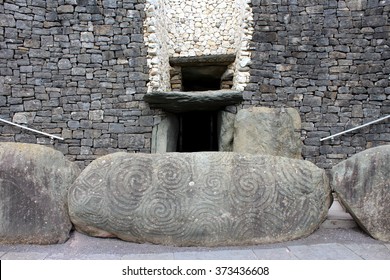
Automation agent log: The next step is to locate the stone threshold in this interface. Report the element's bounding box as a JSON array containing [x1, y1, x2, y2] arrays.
[[144, 90, 243, 112]]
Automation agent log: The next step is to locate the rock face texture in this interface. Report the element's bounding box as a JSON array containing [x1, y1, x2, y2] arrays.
[[233, 107, 302, 158], [144, 90, 243, 112], [331, 145, 390, 242], [68, 152, 331, 246], [0, 143, 80, 244]]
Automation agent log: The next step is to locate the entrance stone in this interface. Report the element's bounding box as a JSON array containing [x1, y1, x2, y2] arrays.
[[68, 152, 331, 246], [331, 145, 390, 242], [233, 107, 302, 158], [0, 143, 80, 244]]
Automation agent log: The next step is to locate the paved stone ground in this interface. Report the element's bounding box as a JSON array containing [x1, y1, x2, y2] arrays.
[[1, 228, 389, 260]]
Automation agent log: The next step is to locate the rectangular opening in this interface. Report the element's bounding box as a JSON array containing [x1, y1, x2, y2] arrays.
[[177, 111, 218, 152], [181, 65, 228, 91], [169, 54, 236, 92]]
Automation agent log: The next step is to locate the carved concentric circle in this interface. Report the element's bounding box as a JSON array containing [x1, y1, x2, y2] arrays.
[[136, 190, 185, 237], [156, 156, 192, 191], [107, 157, 153, 219]]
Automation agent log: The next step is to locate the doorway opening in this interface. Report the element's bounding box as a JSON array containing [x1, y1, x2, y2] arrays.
[[181, 66, 228, 91], [177, 111, 218, 152], [169, 54, 236, 92]]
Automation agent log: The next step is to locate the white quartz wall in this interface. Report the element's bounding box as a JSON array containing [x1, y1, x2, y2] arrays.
[[144, 0, 253, 92]]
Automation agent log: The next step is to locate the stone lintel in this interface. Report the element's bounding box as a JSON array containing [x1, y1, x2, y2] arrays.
[[144, 90, 243, 112], [169, 54, 236, 66]]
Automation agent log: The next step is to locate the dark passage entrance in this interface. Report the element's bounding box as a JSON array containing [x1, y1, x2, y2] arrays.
[[177, 111, 218, 152], [181, 65, 228, 91]]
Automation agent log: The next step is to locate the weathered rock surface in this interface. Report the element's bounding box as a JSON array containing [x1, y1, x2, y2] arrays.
[[0, 143, 80, 244], [331, 145, 390, 242], [218, 110, 235, 152], [68, 152, 331, 246], [144, 90, 243, 112], [233, 107, 302, 158]]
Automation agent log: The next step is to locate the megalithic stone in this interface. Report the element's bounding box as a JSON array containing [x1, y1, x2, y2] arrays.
[[331, 145, 390, 242], [68, 152, 331, 246], [0, 143, 80, 244], [233, 107, 302, 159]]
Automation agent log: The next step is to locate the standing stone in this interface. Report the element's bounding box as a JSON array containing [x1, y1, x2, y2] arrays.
[[151, 114, 179, 153], [218, 110, 235, 152], [331, 145, 390, 242], [68, 152, 331, 246], [0, 143, 80, 244], [233, 107, 302, 158]]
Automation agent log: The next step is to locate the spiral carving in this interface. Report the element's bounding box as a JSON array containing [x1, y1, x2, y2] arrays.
[[68, 152, 331, 246], [275, 157, 317, 198], [107, 157, 153, 219], [136, 190, 184, 237], [230, 161, 276, 209], [156, 155, 192, 191], [181, 203, 229, 244], [200, 171, 227, 201]]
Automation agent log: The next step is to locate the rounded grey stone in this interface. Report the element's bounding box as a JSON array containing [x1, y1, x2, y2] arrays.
[[0, 143, 80, 244], [331, 145, 390, 242], [68, 152, 331, 246]]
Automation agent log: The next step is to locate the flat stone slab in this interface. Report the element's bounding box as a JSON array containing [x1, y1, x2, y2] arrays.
[[233, 107, 302, 158], [0, 143, 80, 244], [68, 152, 331, 246], [144, 90, 243, 112], [331, 145, 390, 242]]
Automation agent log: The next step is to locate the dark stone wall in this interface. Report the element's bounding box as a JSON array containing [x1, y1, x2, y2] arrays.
[[0, 0, 389, 170], [246, 0, 390, 169], [0, 0, 152, 168]]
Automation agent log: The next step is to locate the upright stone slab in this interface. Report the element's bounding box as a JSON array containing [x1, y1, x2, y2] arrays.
[[69, 152, 331, 246], [331, 145, 390, 242], [233, 107, 302, 158], [0, 143, 80, 244]]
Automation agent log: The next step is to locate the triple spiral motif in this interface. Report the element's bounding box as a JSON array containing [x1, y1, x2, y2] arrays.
[[68, 152, 330, 246]]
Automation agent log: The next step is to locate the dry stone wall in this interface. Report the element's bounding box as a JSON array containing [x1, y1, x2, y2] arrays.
[[0, 0, 155, 168], [244, 0, 390, 170], [0, 0, 389, 170]]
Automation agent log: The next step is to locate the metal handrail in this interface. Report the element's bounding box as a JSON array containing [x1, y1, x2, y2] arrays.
[[320, 115, 390, 142], [0, 117, 64, 141]]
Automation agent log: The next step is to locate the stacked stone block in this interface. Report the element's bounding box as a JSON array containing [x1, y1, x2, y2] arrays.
[[245, 0, 390, 170], [0, 0, 389, 171], [0, 0, 155, 168]]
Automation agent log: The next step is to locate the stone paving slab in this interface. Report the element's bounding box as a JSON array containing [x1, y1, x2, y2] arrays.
[[121, 253, 175, 260], [45, 253, 121, 260], [1, 229, 390, 260], [343, 244, 390, 260], [287, 244, 362, 260], [253, 248, 298, 260], [174, 250, 258, 260], [1, 252, 49, 260]]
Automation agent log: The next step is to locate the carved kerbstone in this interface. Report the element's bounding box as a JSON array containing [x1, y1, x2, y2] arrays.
[[0, 143, 80, 244], [68, 152, 331, 246], [331, 145, 390, 242]]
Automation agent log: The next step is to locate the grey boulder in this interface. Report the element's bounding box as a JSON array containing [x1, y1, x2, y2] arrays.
[[0, 143, 80, 244], [233, 107, 302, 159], [69, 152, 331, 246], [331, 145, 390, 242]]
